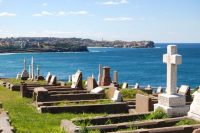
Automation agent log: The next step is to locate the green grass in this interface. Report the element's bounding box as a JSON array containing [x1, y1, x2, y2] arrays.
[[1, 78, 47, 85], [120, 89, 147, 100], [146, 108, 168, 120], [0, 86, 106, 133], [175, 118, 200, 126]]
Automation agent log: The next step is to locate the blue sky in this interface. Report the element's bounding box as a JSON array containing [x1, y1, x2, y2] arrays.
[[0, 0, 199, 43]]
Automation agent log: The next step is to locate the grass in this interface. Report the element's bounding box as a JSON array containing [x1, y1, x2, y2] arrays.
[[56, 99, 113, 106], [146, 108, 168, 120], [0, 86, 106, 133], [175, 118, 200, 126], [120, 89, 147, 100], [1, 78, 47, 85]]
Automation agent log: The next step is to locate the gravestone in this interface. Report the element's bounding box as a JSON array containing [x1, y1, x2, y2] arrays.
[[100, 66, 112, 86], [134, 83, 139, 89], [21, 58, 29, 80], [178, 85, 192, 102], [145, 85, 153, 94], [113, 71, 118, 84], [68, 75, 72, 82], [145, 85, 152, 90], [188, 91, 200, 121], [87, 76, 98, 91], [107, 87, 117, 99], [16, 74, 21, 80], [156, 86, 163, 94], [136, 94, 154, 113], [49, 75, 57, 85], [45, 72, 52, 83], [122, 82, 128, 89], [90, 87, 104, 94], [71, 70, 83, 89], [154, 45, 189, 117], [111, 90, 122, 102]]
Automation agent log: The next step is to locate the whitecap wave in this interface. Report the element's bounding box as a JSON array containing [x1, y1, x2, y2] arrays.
[[0, 53, 16, 56]]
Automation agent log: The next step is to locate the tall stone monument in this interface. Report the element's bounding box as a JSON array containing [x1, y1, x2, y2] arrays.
[[98, 64, 103, 85], [100, 66, 112, 86], [31, 57, 35, 80], [113, 71, 118, 84], [21, 58, 29, 80], [154, 45, 189, 117]]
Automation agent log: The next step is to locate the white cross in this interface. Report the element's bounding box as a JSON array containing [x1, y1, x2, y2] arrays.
[[163, 45, 182, 95]]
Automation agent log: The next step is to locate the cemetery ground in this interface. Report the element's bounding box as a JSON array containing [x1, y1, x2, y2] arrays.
[[0, 86, 106, 133]]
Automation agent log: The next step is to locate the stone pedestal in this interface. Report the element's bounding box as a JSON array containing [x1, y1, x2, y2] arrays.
[[100, 66, 111, 86], [188, 92, 200, 121], [154, 94, 189, 117]]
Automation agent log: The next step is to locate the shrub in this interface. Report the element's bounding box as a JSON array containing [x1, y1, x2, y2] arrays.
[[175, 118, 200, 126], [120, 89, 147, 100]]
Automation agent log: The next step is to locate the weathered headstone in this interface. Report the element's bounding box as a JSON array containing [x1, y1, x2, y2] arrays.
[[136, 94, 154, 113], [45, 72, 52, 83], [71, 70, 83, 89], [111, 90, 122, 102], [16, 74, 21, 80], [178, 85, 192, 102], [100, 66, 112, 86], [90, 87, 104, 94], [134, 83, 139, 89], [156, 86, 163, 94], [188, 91, 200, 121], [145, 85, 152, 90], [49, 75, 57, 85], [33, 87, 49, 102], [122, 82, 128, 89], [154, 45, 189, 117], [87, 75, 98, 91]]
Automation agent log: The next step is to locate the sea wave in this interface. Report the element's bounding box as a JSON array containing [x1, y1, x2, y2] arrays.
[[0, 53, 16, 56], [155, 47, 161, 49]]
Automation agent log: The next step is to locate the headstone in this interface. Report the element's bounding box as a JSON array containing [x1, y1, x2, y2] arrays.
[[145, 85, 152, 90], [154, 45, 189, 117], [45, 72, 52, 83], [134, 83, 139, 89], [21, 58, 29, 80], [122, 82, 128, 89], [71, 70, 83, 89], [188, 91, 200, 121], [100, 66, 112, 86], [87, 76, 98, 91], [136, 94, 154, 113], [107, 87, 117, 99], [16, 74, 21, 80], [178, 85, 192, 102], [49, 75, 57, 85], [90, 87, 104, 94], [111, 90, 122, 102], [97, 64, 103, 85], [37, 65, 40, 77], [156, 86, 163, 94], [113, 71, 118, 84], [33, 87, 49, 102]]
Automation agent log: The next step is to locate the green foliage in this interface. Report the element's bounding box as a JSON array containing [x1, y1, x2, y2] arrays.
[[175, 118, 200, 126], [120, 89, 147, 100], [0, 86, 105, 133], [146, 108, 168, 120], [66, 81, 72, 87], [1, 78, 47, 85]]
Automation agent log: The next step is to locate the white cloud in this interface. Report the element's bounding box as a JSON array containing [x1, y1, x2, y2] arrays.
[[32, 11, 53, 16], [0, 12, 16, 17], [33, 10, 89, 17], [104, 17, 133, 21], [42, 3, 47, 6], [100, 0, 128, 5]]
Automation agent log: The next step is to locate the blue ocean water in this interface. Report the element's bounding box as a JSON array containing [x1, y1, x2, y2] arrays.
[[0, 43, 199, 88]]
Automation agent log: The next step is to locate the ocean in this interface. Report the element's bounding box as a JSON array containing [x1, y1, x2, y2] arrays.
[[0, 43, 199, 88]]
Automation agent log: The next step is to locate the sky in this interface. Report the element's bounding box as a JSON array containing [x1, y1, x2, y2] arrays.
[[0, 0, 199, 43]]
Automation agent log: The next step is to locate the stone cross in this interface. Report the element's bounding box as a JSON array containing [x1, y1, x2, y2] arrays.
[[163, 45, 182, 95]]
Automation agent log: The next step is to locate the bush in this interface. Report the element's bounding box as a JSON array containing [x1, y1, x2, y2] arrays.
[[146, 108, 168, 120]]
